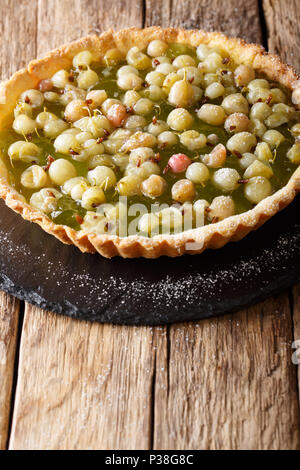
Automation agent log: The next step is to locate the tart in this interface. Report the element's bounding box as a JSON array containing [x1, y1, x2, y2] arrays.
[[0, 27, 299, 258]]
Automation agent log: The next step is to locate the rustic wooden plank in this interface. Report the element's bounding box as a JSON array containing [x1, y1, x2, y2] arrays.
[[0, 0, 38, 450], [263, 0, 300, 66], [145, 0, 300, 450], [262, 0, 300, 406], [9, 0, 157, 450], [154, 296, 300, 449], [9, 306, 158, 450], [145, 0, 262, 43], [292, 284, 300, 402], [6, 0, 300, 451], [36, 0, 144, 53], [0, 0, 38, 79], [0, 294, 20, 449]]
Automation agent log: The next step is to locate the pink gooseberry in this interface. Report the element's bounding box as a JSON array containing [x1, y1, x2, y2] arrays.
[[168, 153, 192, 173]]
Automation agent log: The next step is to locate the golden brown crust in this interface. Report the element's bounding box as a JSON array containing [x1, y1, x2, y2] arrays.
[[0, 26, 299, 258]]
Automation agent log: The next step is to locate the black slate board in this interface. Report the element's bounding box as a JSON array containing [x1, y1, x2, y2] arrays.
[[0, 196, 299, 325]]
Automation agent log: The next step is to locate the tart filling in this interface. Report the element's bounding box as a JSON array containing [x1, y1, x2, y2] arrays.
[[0, 28, 299, 257]]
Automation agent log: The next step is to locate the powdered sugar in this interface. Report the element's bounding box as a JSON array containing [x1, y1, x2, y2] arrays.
[[0, 197, 299, 325]]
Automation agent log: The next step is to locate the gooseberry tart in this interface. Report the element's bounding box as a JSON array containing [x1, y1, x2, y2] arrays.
[[0, 27, 299, 258]]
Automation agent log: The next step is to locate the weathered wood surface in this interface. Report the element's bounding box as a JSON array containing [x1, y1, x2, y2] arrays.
[[36, 0, 144, 53], [0, 294, 19, 449], [0, 0, 299, 450], [262, 0, 300, 413], [0, 0, 38, 77], [146, 0, 300, 450], [263, 0, 300, 64], [4, 0, 153, 450], [292, 283, 300, 403], [154, 298, 300, 450], [0, 0, 38, 449], [9, 307, 157, 450], [145, 0, 262, 43]]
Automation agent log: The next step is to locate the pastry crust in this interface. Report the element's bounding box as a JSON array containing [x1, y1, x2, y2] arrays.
[[0, 26, 299, 258]]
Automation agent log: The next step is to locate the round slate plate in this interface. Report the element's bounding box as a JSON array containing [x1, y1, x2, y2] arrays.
[[0, 196, 299, 325]]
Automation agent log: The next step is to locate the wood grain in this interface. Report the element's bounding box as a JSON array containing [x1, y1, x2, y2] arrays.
[[145, 0, 262, 43], [292, 284, 300, 402], [154, 297, 300, 449], [3, 0, 300, 450], [0, 0, 38, 79], [0, 294, 20, 449], [0, 0, 38, 450], [9, 306, 159, 450], [8, 0, 156, 451], [263, 0, 300, 408], [263, 0, 300, 66], [36, 0, 144, 54], [145, 0, 300, 450]]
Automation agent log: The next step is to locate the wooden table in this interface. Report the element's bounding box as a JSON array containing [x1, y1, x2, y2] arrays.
[[0, 0, 299, 450]]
